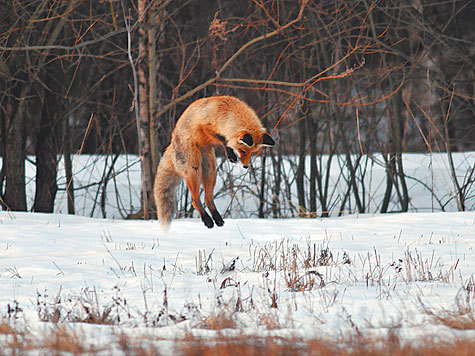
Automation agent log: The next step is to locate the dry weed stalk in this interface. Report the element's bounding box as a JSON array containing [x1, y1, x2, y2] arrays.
[[250, 239, 339, 272], [419, 278, 475, 330], [201, 308, 237, 330], [196, 249, 214, 275], [283, 249, 325, 292], [36, 287, 126, 325], [419, 292, 475, 330]]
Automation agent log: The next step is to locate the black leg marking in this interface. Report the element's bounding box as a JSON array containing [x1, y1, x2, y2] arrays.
[[201, 212, 214, 228], [226, 147, 238, 163], [216, 133, 227, 144], [211, 209, 224, 227]]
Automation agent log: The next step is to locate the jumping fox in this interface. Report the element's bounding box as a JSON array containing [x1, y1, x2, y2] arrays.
[[153, 95, 275, 230]]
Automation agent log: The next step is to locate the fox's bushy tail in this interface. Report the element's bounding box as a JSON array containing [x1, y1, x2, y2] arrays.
[[153, 152, 181, 231]]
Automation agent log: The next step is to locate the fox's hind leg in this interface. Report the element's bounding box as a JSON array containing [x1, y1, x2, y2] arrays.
[[185, 173, 214, 228], [180, 152, 214, 228], [201, 148, 224, 227]]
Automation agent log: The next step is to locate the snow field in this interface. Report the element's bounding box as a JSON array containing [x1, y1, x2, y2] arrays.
[[1, 211, 475, 352]]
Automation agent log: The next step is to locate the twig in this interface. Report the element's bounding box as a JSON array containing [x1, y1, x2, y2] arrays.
[[102, 242, 124, 276], [52, 261, 65, 276]]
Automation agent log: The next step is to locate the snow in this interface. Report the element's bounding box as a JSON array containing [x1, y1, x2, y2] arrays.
[[1, 152, 475, 351], [1, 210, 475, 350]]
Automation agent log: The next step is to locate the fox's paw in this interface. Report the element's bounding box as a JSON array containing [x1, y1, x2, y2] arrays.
[[211, 210, 224, 227], [226, 147, 238, 163], [201, 213, 214, 228]]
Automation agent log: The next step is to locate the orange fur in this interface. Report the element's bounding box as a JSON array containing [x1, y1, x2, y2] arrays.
[[153, 96, 275, 230]]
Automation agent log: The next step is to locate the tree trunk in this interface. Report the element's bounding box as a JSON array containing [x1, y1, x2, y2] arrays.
[[296, 117, 307, 217], [381, 153, 395, 213], [382, 85, 409, 213], [2, 91, 27, 211], [65, 152, 75, 214], [306, 112, 317, 218], [258, 152, 267, 218], [148, 0, 161, 180], [442, 90, 465, 211], [137, 0, 154, 218], [271, 145, 282, 218], [33, 88, 58, 213], [341, 139, 364, 213], [63, 115, 75, 214], [391, 90, 409, 212]]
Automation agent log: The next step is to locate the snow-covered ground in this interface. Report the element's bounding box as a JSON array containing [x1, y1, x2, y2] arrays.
[[1, 152, 474, 352], [1, 210, 474, 351]]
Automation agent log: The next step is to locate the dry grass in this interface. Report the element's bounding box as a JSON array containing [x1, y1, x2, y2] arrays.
[[429, 312, 475, 330], [115, 332, 166, 356], [1, 241, 473, 355], [0, 323, 102, 354], [421, 301, 475, 330], [179, 335, 475, 356], [180, 337, 307, 356], [39, 326, 100, 354], [36, 287, 122, 325], [420, 279, 475, 331], [200, 309, 237, 330], [257, 312, 280, 330], [250, 239, 339, 273], [0, 321, 15, 335], [1, 317, 475, 356]]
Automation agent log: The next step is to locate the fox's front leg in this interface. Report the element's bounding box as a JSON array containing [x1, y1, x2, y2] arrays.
[[213, 132, 237, 164], [225, 147, 238, 163], [184, 170, 214, 229], [201, 149, 224, 227]]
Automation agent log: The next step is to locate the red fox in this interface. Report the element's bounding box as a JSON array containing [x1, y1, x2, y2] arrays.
[[153, 96, 275, 230]]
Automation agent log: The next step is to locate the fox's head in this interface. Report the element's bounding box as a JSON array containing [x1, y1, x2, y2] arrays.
[[230, 131, 275, 168]]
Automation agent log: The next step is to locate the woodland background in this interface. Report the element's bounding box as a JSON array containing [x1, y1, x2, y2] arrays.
[[0, 0, 474, 219]]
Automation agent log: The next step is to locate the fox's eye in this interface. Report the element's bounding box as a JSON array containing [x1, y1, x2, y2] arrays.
[[239, 150, 246, 156]]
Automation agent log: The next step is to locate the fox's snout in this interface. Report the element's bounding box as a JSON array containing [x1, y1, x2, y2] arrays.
[[234, 132, 275, 169], [236, 148, 253, 168], [239, 156, 251, 168]]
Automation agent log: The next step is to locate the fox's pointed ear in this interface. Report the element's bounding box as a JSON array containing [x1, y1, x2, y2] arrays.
[[261, 133, 275, 147], [239, 133, 254, 147]]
